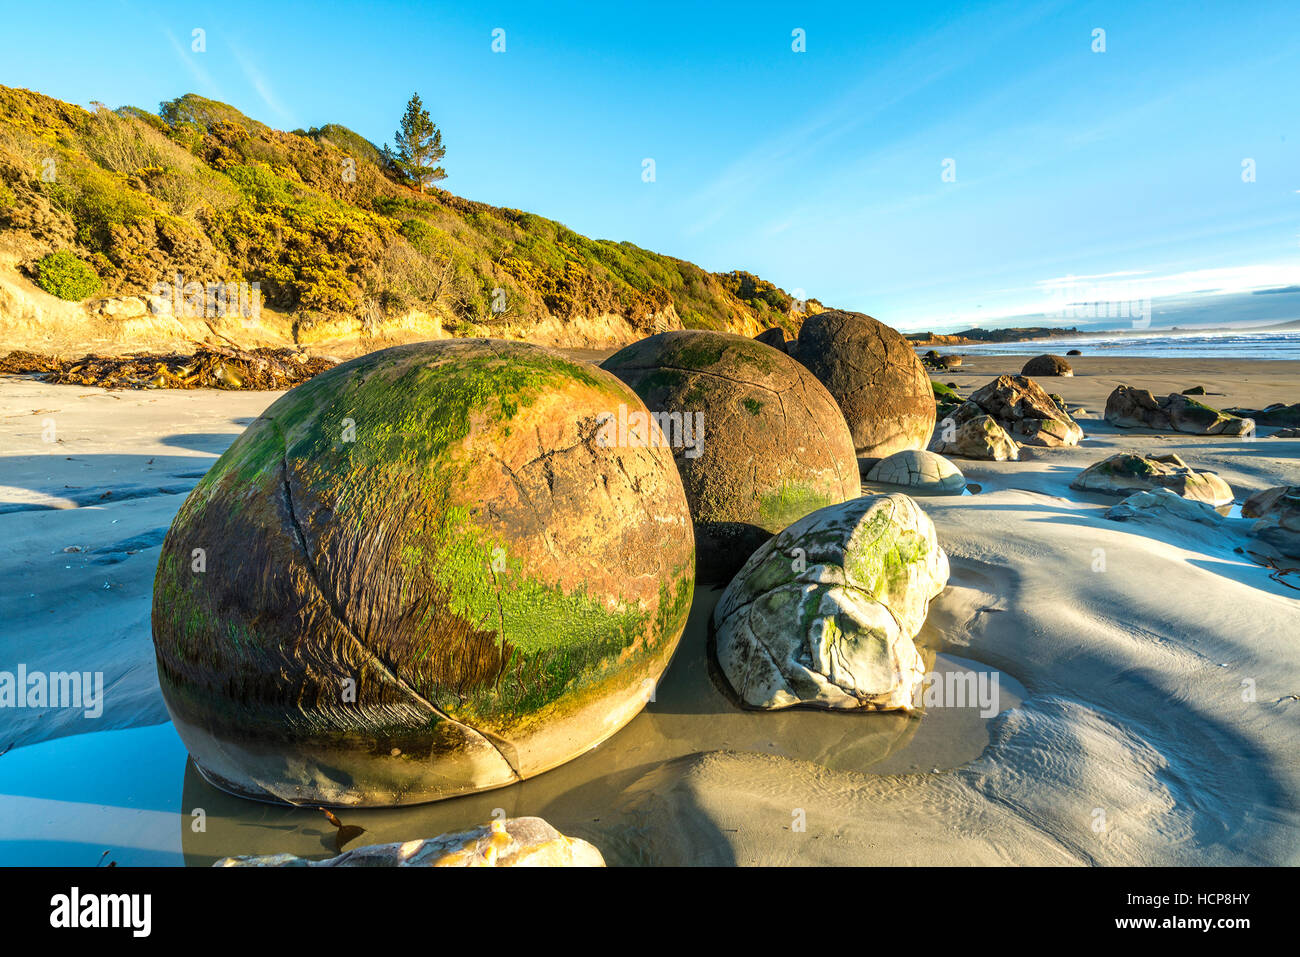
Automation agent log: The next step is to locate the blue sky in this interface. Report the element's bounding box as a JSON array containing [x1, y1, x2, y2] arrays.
[[2, 0, 1298, 330]]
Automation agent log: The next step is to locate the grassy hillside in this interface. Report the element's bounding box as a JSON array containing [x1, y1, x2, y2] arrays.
[[0, 86, 819, 347]]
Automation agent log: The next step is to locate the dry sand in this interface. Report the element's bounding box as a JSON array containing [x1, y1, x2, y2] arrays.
[[1, 355, 1298, 865]]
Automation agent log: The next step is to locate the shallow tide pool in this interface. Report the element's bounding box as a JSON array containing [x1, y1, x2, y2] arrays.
[[0, 587, 1024, 866]]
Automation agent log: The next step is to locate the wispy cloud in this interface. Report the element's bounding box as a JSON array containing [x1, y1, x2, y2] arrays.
[[230, 42, 294, 125], [163, 28, 219, 96]]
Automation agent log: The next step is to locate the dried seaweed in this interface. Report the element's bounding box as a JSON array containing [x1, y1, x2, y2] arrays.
[[0, 345, 337, 391]]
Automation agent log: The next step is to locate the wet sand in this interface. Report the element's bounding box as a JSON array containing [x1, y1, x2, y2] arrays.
[[1, 354, 1298, 865]]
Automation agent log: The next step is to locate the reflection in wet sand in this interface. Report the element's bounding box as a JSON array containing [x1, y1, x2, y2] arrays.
[[0, 587, 1022, 866]]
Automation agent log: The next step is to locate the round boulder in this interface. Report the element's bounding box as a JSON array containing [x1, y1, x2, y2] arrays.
[[601, 330, 860, 583], [791, 310, 936, 461], [712, 494, 949, 711], [866, 449, 966, 493], [152, 339, 696, 807], [1021, 354, 1073, 377]]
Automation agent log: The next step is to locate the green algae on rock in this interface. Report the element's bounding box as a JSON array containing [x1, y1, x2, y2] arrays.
[[600, 330, 860, 583], [1070, 451, 1234, 507], [712, 494, 949, 711], [151, 339, 695, 807]]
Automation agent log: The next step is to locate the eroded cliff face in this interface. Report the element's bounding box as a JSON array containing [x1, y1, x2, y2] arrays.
[[1, 254, 773, 361], [0, 261, 794, 361]]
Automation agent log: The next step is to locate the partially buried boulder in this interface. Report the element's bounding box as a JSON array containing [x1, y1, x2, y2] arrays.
[[601, 330, 860, 583], [1104, 385, 1255, 435], [713, 495, 949, 711], [946, 375, 1083, 447], [866, 449, 966, 493], [152, 339, 696, 807], [1021, 354, 1072, 377], [928, 414, 1020, 461], [791, 310, 936, 461], [1070, 452, 1234, 507], [1106, 487, 1226, 528], [1242, 486, 1300, 558], [216, 817, 604, 867]]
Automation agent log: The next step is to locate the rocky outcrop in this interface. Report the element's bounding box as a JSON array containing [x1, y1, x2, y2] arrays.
[[602, 330, 860, 583], [1106, 487, 1226, 528], [947, 375, 1083, 447], [1223, 403, 1300, 428], [866, 449, 966, 493], [712, 495, 949, 712], [215, 817, 605, 867], [1070, 452, 1234, 507], [1021, 354, 1072, 377], [1242, 486, 1300, 558], [921, 349, 961, 370], [928, 414, 1020, 461], [792, 310, 936, 461], [1104, 386, 1255, 436]]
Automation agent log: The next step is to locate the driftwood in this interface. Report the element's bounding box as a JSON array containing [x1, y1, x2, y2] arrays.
[[0, 345, 337, 390]]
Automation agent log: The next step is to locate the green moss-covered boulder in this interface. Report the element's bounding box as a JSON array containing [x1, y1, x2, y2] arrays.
[[1070, 451, 1233, 507], [600, 330, 861, 583], [712, 494, 949, 711], [152, 339, 695, 807]]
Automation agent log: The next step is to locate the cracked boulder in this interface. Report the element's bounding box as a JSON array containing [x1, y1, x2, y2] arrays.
[[1242, 486, 1300, 558], [712, 494, 949, 711], [928, 413, 1020, 461], [791, 310, 936, 462], [1070, 452, 1234, 507], [950, 375, 1083, 447], [1104, 385, 1255, 435], [865, 449, 966, 493], [152, 339, 695, 807], [602, 330, 860, 583]]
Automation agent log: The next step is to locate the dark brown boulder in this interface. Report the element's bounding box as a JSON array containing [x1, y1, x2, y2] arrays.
[[791, 310, 936, 461], [602, 330, 860, 583], [1021, 354, 1073, 377], [753, 327, 789, 352]]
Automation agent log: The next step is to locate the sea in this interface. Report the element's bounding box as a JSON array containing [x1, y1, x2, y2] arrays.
[[932, 330, 1300, 360]]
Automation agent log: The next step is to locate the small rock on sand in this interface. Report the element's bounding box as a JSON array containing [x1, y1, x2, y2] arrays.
[[214, 817, 605, 867]]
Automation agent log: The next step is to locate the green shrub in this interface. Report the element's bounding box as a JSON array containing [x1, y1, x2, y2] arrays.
[[35, 250, 101, 300]]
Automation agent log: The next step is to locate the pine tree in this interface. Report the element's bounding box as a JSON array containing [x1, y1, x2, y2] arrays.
[[386, 93, 446, 191]]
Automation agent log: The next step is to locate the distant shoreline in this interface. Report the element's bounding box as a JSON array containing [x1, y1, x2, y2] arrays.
[[905, 320, 1300, 347]]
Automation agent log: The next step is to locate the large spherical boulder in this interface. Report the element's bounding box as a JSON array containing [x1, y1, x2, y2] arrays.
[[1022, 354, 1072, 377], [791, 310, 936, 461], [600, 330, 860, 583], [152, 340, 695, 807]]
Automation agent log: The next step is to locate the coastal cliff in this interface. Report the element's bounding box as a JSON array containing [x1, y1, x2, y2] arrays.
[[0, 86, 817, 358]]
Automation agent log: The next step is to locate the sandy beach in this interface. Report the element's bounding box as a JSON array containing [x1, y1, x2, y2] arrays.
[[1, 353, 1298, 865]]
